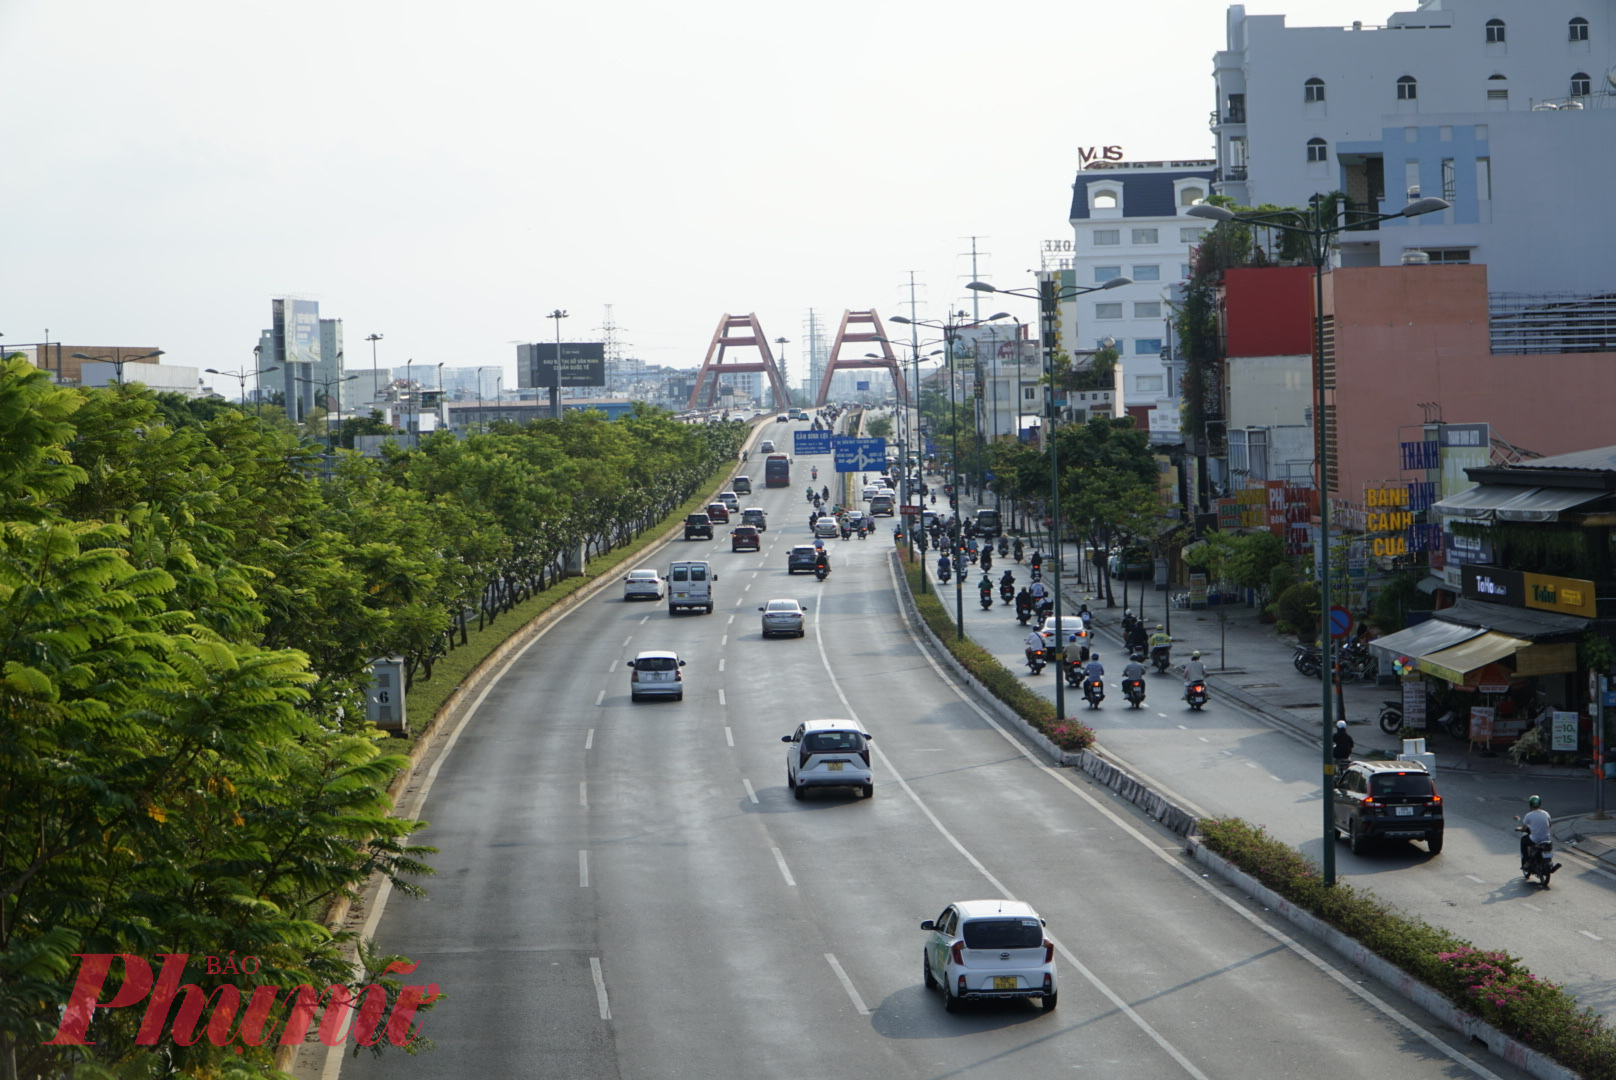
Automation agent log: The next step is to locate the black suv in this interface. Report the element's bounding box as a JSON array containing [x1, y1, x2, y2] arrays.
[[1333, 761, 1443, 855], [684, 513, 713, 540], [787, 545, 819, 574]]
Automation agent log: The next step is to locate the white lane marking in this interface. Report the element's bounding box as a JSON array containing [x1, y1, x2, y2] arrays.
[[1197, 737, 1210, 743], [639, 615, 649, 625], [579, 782, 588, 808], [1466, 874, 1486, 885], [735, 597, 743, 606], [595, 690, 604, 706], [1580, 930, 1604, 941], [719, 658, 726, 671], [873, 558, 1505, 1080], [590, 958, 611, 1020], [816, 584, 1209, 1080], [825, 953, 871, 1016], [743, 778, 758, 804], [771, 846, 797, 887], [727, 614, 735, 625], [1269, 775, 1284, 783], [718, 688, 727, 705], [579, 851, 590, 887], [585, 728, 594, 750], [725, 726, 735, 747], [1523, 902, 1543, 912], [622, 635, 632, 647], [744, 583, 752, 591], [1244, 761, 1259, 768], [608, 660, 618, 673]]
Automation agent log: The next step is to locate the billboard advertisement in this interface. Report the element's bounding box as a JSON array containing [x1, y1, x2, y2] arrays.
[[273, 298, 321, 366], [520, 342, 605, 388]]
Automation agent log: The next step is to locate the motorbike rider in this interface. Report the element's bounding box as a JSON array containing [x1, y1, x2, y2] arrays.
[[1028, 577, 1048, 611], [1015, 586, 1033, 619], [1081, 652, 1105, 694], [1121, 652, 1147, 689], [1077, 603, 1093, 632], [1012, 538, 1024, 562], [977, 572, 994, 600], [821, 485, 830, 501], [813, 548, 831, 575], [1029, 548, 1043, 574], [1332, 720, 1354, 787], [811, 466, 818, 480], [1149, 624, 1173, 666], [980, 547, 993, 574], [1024, 628, 1047, 669], [1000, 569, 1016, 592], [1182, 650, 1208, 691], [1515, 795, 1560, 873], [1125, 619, 1149, 656], [937, 552, 952, 581]]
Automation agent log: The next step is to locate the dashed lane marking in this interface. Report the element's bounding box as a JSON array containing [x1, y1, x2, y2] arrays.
[[725, 726, 734, 747], [595, 691, 604, 706], [719, 688, 726, 706], [590, 958, 611, 1020], [585, 728, 594, 750], [824, 953, 870, 1016], [579, 782, 588, 808], [579, 851, 589, 887], [771, 846, 797, 887], [742, 778, 758, 804]]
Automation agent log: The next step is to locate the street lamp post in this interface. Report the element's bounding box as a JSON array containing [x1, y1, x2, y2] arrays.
[[295, 373, 360, 451], [1186, 194, 1449, 886], [892, 312, 1010, 637], [546, 309, 569, 419], [967, 275, 1131, 721], [72, 349, 163, 386], [874, 337, 945, 588], [366, 333, 383, 408], [206, 365, 279, 415]]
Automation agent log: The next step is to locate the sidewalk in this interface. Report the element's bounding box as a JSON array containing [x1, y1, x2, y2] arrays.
[[926, 476, 1616, 865]]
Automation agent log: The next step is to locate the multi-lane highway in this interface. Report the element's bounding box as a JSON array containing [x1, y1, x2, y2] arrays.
[[339, 419, 1533, 1079]]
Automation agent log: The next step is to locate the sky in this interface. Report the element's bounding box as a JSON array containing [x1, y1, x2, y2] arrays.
[[0, 0, 1391, 394]]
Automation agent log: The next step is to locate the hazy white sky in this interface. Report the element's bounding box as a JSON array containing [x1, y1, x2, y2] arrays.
[[1, 0, 1386, 389]]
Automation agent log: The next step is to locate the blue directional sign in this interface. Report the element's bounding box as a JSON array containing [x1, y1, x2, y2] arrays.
[[793, 429, 833, 455], [833, 436, 887, 472]]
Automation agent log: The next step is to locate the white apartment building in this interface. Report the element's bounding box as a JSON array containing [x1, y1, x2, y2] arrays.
[[1212, 0, 1616, 294], [1067, 161, 1218, 427]]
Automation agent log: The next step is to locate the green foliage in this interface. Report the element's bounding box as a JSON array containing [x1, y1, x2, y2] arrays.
[[1370, 569, 1433, 634], [864, 415, 893, 438], [1581, 632, 1616, 676], [1275, 581, 1321, 638], [1200, 818, 1616, 1078], [1184, 531, 1287, 594]]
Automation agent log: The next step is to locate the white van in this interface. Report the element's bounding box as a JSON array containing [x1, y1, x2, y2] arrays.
[[667, 560, 717, 615]]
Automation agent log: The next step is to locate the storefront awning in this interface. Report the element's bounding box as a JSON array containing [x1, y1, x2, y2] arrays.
[[1369, 618, 1483, 662], [1432, 485, 1604, 523], [1417, 631, 1530, 684], [1433, 598, 1589, 638]]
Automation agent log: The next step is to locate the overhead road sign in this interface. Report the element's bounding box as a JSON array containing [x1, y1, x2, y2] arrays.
[[833, 436, 887, 472], [794, 430, 833, 455]]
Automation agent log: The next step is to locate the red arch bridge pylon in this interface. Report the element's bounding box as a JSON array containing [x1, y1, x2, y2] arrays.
[[814, 309, 908, 407], [687, 313, 791, 411]]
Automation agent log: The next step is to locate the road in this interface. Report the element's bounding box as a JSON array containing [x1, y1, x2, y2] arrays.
[[338, 420, 1531, 1079], [950, 558, 1616, 1020]]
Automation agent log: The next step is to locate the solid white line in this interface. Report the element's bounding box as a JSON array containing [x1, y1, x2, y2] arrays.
[[873, 557, 1505, 1080], [771, 846, 797, 887], [596, 690, 604, 706], [743, 778, 758, 804], [622, 635, 632, 647], [608, 660, 618, 673], [585, 728, 594, 750], [579, 851, 589, 887], [590, 957, 611, 1019], [1466, 874, 1486, 885], [824, 953, 871, 1016], [719, 658, 726, 671], [579, 782, 588, 808], [718, 688, 726, 706], [1579, 930, 1604, 941]]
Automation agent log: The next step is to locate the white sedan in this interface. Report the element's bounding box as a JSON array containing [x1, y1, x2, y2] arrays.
[[622, 568, 664, 601], [759, 598, 806, 637]]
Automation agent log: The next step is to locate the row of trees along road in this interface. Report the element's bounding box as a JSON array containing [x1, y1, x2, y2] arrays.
[[0, 357, 744, 1077]]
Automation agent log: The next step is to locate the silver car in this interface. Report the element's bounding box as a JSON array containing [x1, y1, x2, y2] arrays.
[[622, 568, 664, 601], [627, 651, 686, 702], [759, 598, 805, 638]]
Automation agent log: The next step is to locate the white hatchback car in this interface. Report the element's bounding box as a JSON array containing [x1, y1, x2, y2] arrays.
[[921, 899, 1057, 1012], [626, 650, 686, 702], [622, 568, 664, 601], [782, 719, 873, 799], [759, 598, 805, 637]]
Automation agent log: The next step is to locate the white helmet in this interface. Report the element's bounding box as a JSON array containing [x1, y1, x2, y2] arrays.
[[1336, 720, 1347, 730]]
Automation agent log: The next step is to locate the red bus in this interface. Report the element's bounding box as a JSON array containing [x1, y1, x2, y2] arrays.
[[764, 453, 791, 487]]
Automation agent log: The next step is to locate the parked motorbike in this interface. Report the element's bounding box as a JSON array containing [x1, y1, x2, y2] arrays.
[[1122, 678, 1146, 709], [1151, 644, 1173, 674], [1026, 649, 1046, 676], [1185, 681, 1209, 711], [1516, 824, 1560, 889], [1292, 641, 1323, 678], [1082, 677, 1105, 709]]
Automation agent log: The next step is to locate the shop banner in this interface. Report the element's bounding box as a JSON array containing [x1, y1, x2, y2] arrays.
[[1469, 706, 1495, 744], [1551, 711, 1579, 752]]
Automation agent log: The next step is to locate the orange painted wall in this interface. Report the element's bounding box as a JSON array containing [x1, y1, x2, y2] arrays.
[[1325, 264, 1616, 499]]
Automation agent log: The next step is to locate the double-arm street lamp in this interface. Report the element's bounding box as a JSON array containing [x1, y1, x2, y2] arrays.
[[206, 364, 280, 417], [891, 310, 1010, 637], [872, 337, 946, 587], [295, 373, 360, 451], [1186, 194, 1448, 885], [966, 275, 1130, 722], [72, 349, 163, 386]]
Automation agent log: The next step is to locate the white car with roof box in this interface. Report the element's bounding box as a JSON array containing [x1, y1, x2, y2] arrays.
[[921, 899, 1057, 1012], [782, 719, 873, 799]]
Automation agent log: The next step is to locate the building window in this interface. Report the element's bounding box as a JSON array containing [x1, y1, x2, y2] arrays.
[[1135, 374, 1165, 393], [1487, 74, 1509, 106], [1179, 186, 1205, 206], [1570, 17, 1589, 41], [1131, 265, 1161, 282], [1571, 72, 1592, 96], [1094, 266, 1121, 283], [1485, 18, 1505, 43], [1093, 229, 1120, 245], [1421, 248, 1472, 264], [1134, 338, 1163, 355], [1441, 157, 1455, 201], [1134, 301, 1162, 319], [1306, 137, 1328, 163], [1131, 228, 1159, 245], [1181, 264, 1194, 279], [1304, 77, 1326, 102], [1397, 75, 1418, 100], [1095, 303, 1123, 320], [1092, 189, 1119, 209], [1180, 226, 1207, 243]]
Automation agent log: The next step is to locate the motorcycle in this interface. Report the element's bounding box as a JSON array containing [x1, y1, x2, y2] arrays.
[[840, 525, 852, 541], [1515, 826, 1559, 889], [998, 538, 1009, 558], [980, 550, 993, 574], [1150, 644, 1173, 674], [1026, 648, 1046, 676], [1029, 567, 1042, 584], [938, 564, 952, 585], [1082, 677, 1105, 709], [1185, 681, 1208, 710], [1015, 600, 1033, 626], [1013, 541, 1024, 563], [811, 467, 818, 480], [1292, 642, 1323, 679], [999, 583, 1015, 605], [979, 589, 994, 611], [857, 524, 868, 539], [814, 564, 830, 582], [1122, 677, 1146, 709]]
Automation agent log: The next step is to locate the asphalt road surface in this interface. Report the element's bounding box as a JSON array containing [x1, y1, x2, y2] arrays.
[[339, 424, 1533, 1080]]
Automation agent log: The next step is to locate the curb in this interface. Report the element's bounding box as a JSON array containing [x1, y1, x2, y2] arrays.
[[1187, 840, 1579, 1080]]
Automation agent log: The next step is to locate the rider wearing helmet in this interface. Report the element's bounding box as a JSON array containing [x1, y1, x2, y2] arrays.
[[1517, 795, 1558, 872], [1182, 650, 1207, 685]]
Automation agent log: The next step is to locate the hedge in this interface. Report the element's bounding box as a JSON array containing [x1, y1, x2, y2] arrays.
[[1200, 817, 1616, 1080]]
